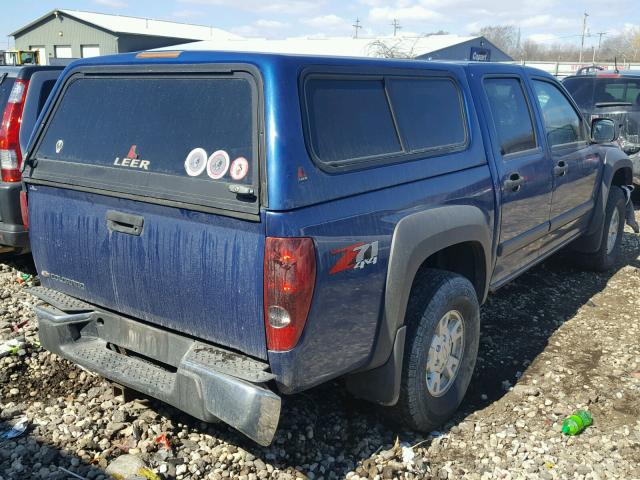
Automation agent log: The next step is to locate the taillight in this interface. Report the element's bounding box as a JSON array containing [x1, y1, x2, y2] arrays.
[[19, 190, 28, 230], [0, 79, 29, 182], [264, 237, 316, 351]]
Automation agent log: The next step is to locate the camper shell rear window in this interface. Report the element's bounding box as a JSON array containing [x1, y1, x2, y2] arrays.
[[26, 65, 262, 217]]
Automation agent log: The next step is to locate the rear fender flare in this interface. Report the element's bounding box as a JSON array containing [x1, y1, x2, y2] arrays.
[[346, 205, 491, 405]]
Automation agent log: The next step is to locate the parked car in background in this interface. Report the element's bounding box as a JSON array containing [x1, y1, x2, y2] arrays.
[[563, 69, 640, 184], [0, 65, 63, 252], [22, 52, 632, 445]]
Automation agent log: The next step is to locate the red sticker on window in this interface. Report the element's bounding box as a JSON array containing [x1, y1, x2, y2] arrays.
[[229, 157, 249, 181]]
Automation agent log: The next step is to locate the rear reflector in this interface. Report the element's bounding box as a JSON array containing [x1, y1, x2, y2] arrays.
[[19, 190, 28, 230], [0, 79, 29, 182], [264, 237, 316, 351]]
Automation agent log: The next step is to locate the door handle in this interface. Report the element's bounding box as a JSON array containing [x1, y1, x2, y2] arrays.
[[504, 172, 524, 192], [554, 161, 569, 176], [106, 210, 144, 236]]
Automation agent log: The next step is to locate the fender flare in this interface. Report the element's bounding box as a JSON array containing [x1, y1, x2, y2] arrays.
[[573, 148, 633, 253], [346, 205, 492, 405]]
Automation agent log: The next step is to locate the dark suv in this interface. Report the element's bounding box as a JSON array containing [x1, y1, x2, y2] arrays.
[[563, 69, 640, 184], [0, 65, 63, 252]]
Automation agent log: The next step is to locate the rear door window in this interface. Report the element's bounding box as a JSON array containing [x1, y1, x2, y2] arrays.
[[0, 75, 16, 109], [30, 70, 260, 215], [484, 77, 537, 155]]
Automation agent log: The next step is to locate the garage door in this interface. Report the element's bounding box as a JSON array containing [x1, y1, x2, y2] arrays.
[[81, 45, 100, 58], [54, 45, 73, 58]]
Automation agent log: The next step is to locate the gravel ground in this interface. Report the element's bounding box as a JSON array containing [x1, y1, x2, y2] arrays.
[[0, 209, 639, 480]]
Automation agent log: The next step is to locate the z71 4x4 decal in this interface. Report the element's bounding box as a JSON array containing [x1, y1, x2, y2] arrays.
[[329, 241, 379, 275]]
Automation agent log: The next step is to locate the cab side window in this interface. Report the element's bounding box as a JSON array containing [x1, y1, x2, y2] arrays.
[[532, 80, 586, 147], [484, 77, 537, 156]]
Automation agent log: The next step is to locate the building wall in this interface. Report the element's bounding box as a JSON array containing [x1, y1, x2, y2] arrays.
[[13, 13, 117, 64], [416, 37, 512, 62]]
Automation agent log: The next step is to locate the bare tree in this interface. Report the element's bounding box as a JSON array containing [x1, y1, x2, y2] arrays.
[[366, 38, 420, 59], [600, 27, 640, 62], [474, 25, 519, 56]]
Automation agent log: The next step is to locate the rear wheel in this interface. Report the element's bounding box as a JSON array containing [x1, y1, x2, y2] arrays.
[[576, 186, 626, 272], [387, 269, 480, 431]]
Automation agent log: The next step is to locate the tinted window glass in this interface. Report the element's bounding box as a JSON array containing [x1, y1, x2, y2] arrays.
[[305, 78, 401, 163], [387, 78, 465, 151], [36, 76, 255, 185], [0, 76, 15, 109], [484, 78, 537, 155], [533, 80, 585, 147], [563, 77, 640, 109]]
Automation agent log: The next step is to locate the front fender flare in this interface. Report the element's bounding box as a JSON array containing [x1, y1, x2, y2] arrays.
[[573, 148, 632, 253]]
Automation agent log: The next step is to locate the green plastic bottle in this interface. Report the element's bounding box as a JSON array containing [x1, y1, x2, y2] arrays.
[[562, 410, 593, 436]]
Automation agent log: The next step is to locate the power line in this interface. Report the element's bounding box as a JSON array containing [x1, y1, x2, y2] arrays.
[[579, 11, 589, 63], [593, 31, 607, 62], [391, 19, 401, 37], [352, 18, 362, 39]]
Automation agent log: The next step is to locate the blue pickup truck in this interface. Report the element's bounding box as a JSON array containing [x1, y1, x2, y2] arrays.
[[22, 51, 632, 445]]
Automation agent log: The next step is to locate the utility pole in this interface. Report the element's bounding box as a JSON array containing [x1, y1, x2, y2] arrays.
[[593, 31, 607, 62], [352, 18, 362, 39], [579, 11, 589, 63], [391, 19, 401, 37]]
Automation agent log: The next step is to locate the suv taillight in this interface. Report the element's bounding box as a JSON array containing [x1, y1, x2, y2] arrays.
[[264, 237, 316, 351], [0, 79, 29, 182]]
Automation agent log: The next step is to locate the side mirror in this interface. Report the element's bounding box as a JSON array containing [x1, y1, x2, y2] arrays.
[[591, 118, 617, 143]]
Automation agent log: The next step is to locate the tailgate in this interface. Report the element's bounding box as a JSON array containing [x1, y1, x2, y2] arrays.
[[24, 64, 268, 359]]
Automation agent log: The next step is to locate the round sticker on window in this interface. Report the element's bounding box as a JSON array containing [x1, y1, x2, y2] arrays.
[[184, 148, 208, 177], [229, 157, 249, 181], [55, 140, 64, 154], [207, 150, 230, 180]]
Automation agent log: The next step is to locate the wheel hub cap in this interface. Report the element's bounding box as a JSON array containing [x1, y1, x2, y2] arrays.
[[606, 208, 620, 255], [426, 310, 465, 397]]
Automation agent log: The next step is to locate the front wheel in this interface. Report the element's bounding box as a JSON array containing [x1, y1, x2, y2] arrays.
[[387, 269, 480, 431], [577, 186, 626, 272]]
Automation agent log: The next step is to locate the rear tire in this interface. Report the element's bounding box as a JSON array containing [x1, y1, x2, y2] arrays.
[[387, 269, 479, 431], [576, 186, 625, 272]]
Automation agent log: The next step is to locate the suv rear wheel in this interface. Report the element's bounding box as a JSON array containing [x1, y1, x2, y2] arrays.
[[388, 269, 480, 431]]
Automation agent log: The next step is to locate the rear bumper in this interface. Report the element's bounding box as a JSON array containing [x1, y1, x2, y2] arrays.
[[0, 181, 28, 248], [29, 287, 281, 446]]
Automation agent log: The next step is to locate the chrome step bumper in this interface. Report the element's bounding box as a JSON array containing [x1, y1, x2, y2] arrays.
[[29, 287, 281, 446]]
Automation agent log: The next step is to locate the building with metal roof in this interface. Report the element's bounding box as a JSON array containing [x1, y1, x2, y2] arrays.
[[10, 9, 240, 65], [161, 34, 512, 62]]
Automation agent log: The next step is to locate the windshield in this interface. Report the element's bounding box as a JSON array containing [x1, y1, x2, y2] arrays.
[[564, 77, 640, 110]]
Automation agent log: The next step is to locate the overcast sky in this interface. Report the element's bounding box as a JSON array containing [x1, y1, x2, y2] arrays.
[[1, 0, 638, 49]]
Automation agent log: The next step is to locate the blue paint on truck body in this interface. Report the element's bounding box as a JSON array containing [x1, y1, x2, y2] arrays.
[[25, 50, 628, 410]]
